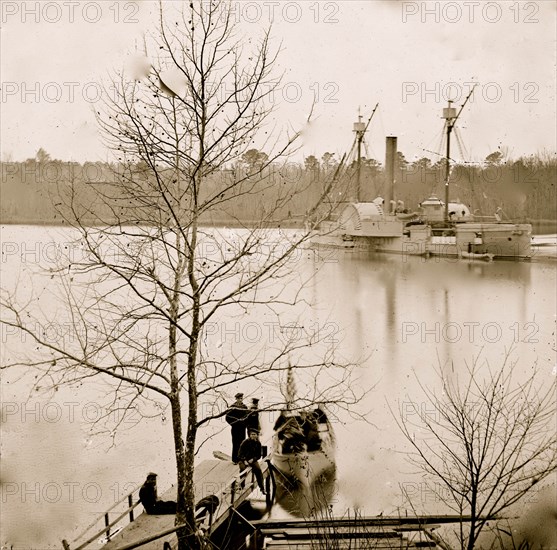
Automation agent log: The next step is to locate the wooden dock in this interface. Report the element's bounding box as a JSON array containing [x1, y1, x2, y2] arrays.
[[63, 464, 487, 550], [249, 515, 492, 550], [250, 517, 440, 549], [63, 458, 273, 550]]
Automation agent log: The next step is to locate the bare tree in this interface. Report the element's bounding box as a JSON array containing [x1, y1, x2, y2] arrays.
[[393, 356, 557, 550], [1, 2, 358, 549]]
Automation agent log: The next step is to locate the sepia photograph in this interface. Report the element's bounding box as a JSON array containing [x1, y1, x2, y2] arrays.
[[1, 1, 556, 549]]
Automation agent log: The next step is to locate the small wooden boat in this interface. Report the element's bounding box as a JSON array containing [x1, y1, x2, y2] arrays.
[[460, 251, 495, 261], [271, 407, 336, 487], [271, 364, 336, 498]]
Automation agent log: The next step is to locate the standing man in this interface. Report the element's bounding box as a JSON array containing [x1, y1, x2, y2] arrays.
[[225, 392, 248, 464], [138, 473, 176, 514], [246, 397, 261, 435], [238, 429, 265, 494]]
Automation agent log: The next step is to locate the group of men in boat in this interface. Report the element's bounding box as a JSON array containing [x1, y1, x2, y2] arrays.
[[273, 407, 328, 454]]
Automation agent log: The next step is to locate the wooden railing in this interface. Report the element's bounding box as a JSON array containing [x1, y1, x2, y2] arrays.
[[164, 456, 274, 550], [62, 454, 275, 550], [109, 460, 272, 550], [62, 484, 142, 550]]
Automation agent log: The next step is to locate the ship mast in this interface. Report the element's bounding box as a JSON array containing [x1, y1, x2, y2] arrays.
[[442, 85, 477, 223], [353, 103, 379, 202], [355, 111, 364, 202]]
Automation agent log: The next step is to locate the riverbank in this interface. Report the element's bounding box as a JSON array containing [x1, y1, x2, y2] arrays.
[[2, 218, 556, 235], [0, 218, 307, 229]]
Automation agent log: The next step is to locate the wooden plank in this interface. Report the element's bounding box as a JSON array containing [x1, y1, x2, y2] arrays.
[[264, 540, 416, 550], [261, 526, 404, 535], [262, 526, 403, 539], [265, 543, 429, 550], [260, 525, 406, 534], [253, 515, 476, 530], [394, 524, 441, 532], [100, 510, 176, 550]]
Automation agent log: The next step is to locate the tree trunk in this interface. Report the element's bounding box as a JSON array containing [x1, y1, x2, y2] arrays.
[[171, 390, 198, 550], [168, 228, 200, 550]]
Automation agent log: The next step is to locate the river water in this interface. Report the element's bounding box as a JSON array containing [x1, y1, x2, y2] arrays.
[[1, 225, 555, 548]]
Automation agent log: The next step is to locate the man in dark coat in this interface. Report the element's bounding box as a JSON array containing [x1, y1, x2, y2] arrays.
[[246, 397, 261, 434], [225, 393, 248, 463], [313, 406, 328, 424], [138, 472, 176, 514], [237, 429, 265, 494]]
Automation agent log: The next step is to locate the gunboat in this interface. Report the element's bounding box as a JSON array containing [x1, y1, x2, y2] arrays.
[[312, 90, 533, 260]]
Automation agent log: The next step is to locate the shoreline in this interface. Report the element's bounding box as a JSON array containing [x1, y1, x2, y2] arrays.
[[0, 219, 307, 230], [1, 219, 556, 232]]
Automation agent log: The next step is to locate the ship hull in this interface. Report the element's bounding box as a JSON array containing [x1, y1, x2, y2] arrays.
[[271, 447, 335, 487], [311, 218, 533, 260], [271, 413, 336, 488], [273, 463, 337, 517]]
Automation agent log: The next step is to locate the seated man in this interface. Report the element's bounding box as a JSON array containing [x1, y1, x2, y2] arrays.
[[237, 429, 265, 494], [313, 406, 328, 424], [139, 472, 176, 514], [304, 415, 321, 452], [277, 416, 306, 454]]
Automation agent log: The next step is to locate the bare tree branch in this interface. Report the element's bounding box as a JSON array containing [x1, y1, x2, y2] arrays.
[[390, 353, 557, 550]]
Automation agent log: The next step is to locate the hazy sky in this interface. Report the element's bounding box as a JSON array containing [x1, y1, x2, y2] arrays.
[[1, 0, 556, 163]]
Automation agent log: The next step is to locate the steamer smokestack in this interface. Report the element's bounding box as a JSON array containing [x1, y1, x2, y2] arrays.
[[385, 136, 397, 214]]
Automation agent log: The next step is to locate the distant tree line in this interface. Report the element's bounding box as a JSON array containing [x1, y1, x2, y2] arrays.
[[1, 148, 555, 225]]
